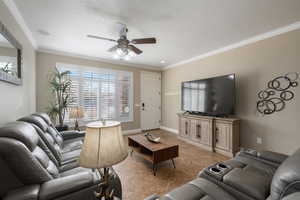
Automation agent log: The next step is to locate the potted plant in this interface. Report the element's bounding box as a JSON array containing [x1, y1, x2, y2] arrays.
[[47, 67, 72, 131]]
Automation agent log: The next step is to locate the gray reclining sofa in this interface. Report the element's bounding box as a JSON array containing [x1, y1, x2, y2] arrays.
[[146, 148, 300, 200], [0, 113, 122, 200]]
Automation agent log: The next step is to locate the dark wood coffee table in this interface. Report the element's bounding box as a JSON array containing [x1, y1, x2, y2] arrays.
[[128, 134, 179, 176]]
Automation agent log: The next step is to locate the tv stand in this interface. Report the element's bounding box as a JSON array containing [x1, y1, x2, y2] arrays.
[[178, 113, 240, 157], [185, 111, 229, 118]]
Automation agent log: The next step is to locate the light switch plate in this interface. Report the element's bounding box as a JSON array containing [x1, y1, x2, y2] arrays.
[[257, 137, 262, 144]]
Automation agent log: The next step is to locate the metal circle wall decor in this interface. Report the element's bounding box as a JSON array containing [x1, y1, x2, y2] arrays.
[[257, 72, 299, 115]]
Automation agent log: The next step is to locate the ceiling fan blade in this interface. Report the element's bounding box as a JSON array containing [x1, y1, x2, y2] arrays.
[[87, 35, 117, 42], [128, 45, 143, 54], [131, 38, 156, 44], [108, 45, 119, 52]]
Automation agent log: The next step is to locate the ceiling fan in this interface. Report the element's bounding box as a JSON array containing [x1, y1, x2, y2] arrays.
[[87, 24, 156, 60]]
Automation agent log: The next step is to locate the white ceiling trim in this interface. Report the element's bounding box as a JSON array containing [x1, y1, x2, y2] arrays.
[[37, 48, 161, 71], [3, 0, 37, 49], [164, 21, 300, 70]]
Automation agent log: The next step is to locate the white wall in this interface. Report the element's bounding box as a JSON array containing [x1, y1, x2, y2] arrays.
[[0, 2, 36, 125]]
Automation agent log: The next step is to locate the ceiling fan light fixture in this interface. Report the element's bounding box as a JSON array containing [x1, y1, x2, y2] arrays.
[[128, 50, 136, 57], [116, 48, 128, 57], [114, 47, 136, 60]]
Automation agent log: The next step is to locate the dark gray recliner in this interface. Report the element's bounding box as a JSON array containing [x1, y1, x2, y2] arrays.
[[32, 112, 85, 141], [157, 178, 237, 200], [197, 149, 294, 200], [0, 121, 122, 200], [148, 148, 300, 200], [198, 152, 280, 200], [18, 115, 82, 167]]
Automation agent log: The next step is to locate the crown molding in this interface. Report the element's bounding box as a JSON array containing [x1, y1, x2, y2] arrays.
[[164, 21, 300, 70], [3, 0, 38, 49], [37, 47, 162, 71]]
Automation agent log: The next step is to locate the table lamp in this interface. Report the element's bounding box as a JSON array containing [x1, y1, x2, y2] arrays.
[[79, 121, 128, 200], [69, 107, 84, 131]]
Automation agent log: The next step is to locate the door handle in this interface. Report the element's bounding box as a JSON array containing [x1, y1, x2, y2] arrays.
[[142, 103, 145, 111]]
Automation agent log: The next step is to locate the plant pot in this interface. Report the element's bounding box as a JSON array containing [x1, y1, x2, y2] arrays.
[[55, 125, 69, 132]]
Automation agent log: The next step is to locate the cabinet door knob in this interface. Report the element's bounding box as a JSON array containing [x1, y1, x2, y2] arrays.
[[185, 121, 188, 134], [196, 124, 201, 138]]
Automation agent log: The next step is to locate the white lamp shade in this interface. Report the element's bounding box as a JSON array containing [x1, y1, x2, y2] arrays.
[[79, 121, 128, 169]]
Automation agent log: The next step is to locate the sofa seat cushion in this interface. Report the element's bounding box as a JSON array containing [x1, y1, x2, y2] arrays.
[[223, 165, 273, 200], [61, 149, 81, 165], [160, 178, 236, 200], [62, 137, 83, 153], [233, 155, 277, 176], [59, 160, 80, 172]]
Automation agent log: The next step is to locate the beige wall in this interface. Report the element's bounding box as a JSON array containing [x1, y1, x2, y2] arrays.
[[162, 29, 300, 155], [0, 46, 17, 57], [36, 52, 160, 131], [0, 2, 36, 125]]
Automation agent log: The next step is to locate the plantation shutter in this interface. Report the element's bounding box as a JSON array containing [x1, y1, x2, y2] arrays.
[[57, 63, 133, 123], [81, 71, 99, 121]]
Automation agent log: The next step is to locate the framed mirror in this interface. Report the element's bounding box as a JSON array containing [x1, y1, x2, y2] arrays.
[[0, 21, 22, 85]]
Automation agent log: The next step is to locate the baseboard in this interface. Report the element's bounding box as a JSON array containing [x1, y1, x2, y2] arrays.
[[123, 126, 179, 135], [122, 129, 142, 135], [160, 126, 179, 134]]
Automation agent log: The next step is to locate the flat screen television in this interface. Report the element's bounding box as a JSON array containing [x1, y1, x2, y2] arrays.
[[181, 74, 235, 116]]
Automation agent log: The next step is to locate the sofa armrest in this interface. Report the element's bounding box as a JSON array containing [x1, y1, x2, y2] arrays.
[[39, 172, 94, 200], [257, 151, 288, 164], [60, 130, 85, 140], [3, 185, 40, 200], [144, 194, 160, 200]]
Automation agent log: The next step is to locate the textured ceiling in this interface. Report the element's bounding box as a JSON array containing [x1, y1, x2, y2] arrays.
[[13, 0, 300, 68]]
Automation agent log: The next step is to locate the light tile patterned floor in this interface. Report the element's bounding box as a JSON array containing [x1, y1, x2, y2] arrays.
[[114, 130, 228, 200]]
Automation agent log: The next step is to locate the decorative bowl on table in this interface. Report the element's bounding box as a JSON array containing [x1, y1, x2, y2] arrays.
[[144, 133, 161, 143]]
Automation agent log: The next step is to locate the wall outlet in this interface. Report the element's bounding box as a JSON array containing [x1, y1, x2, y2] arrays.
[[256, 137, 263, 144]]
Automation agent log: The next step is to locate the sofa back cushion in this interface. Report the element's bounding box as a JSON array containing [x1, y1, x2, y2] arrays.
[[271, 148, 300, 200], [0, 122, 59, 187], [33, 112, 64, 141], [33, 112, 53, 126], [18, 115, 63, 164]]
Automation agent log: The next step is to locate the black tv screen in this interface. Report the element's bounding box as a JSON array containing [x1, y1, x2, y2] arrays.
[[181, 74, 235, 116]]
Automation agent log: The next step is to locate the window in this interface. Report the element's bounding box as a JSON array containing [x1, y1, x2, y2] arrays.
[[0, 56, 17, 75], [57, 63, 133, 123]]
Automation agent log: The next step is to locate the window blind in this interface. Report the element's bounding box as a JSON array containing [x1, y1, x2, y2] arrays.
[[57, 63, 133, 123]]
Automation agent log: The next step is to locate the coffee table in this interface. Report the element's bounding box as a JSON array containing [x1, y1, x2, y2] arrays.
[[128, 134, 179, 176]]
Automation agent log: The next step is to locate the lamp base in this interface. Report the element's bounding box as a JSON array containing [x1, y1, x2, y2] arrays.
[[95, 168, 115, 200]]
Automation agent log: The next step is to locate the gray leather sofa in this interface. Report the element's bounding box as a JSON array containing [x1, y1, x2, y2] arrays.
[[0, 114, 122, 200], [147, 148, 300, 200], [18, 114, 83, 167]]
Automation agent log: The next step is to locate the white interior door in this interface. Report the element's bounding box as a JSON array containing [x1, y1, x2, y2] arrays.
[[141, 71, 161, 131]]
